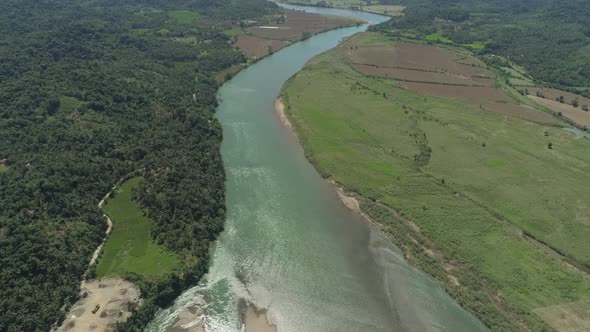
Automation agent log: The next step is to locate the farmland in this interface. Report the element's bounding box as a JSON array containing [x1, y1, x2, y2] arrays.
[[277, 0, 404, 16], [529, 96, 590, 128], [527, 87, 590, 108], [345, 33, 557, 125], [95, 177, 179, 278], [233, 9, 362, 60], [235, 35, 289, 58], [282, 32, 590, 330]]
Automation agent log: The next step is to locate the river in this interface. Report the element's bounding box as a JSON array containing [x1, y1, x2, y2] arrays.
[[148, 4, 488, 332]]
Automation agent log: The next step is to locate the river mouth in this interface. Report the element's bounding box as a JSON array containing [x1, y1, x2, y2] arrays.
[[148, 4, 487, 332]]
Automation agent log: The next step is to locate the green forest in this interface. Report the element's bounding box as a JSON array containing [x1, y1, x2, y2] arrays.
[[0, 0, 278, 331], [371, 0, 590, 94]]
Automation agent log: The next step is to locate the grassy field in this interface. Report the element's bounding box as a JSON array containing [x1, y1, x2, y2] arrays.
[[425, 31, 452, 44], [96, 177, 179, 278], [170, 10, 202, 24], [282, 33, 590, 330]]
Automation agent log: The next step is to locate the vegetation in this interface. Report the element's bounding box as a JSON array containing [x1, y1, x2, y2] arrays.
[[0, 0, 278, 331], [370, 0, 590, 95], [170, 10, 202, 24], [96, 178, 179, 278], [282, 34, 590, 330]]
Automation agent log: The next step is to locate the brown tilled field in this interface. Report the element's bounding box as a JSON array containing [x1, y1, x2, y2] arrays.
[[347, 42, 492, 78], [352, 64, 494, 86], [529, 95, 590, 127], [527, 87, 590, 107], [234, 35, 289, 59], [247, 10, 361, 42], [344, 37, 560, 125]]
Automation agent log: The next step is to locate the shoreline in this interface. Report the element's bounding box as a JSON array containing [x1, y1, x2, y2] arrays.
[[275, 96, 377, 226], [166, 302, 276, 332], [275, 0, 403, 17]]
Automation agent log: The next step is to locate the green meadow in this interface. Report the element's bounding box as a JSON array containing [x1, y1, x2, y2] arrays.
[[282, 34, 590, 330], [170, 10, 202, 24], [96, 177, 179, 278]]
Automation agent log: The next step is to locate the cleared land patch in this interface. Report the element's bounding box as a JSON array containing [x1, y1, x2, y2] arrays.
[[234, 9, 361, 60], [352, 64, 494, 86], [344, 36, 561, 126], [95, 177, 179, 278], [528, 87, 590, 108], [282, 32, 590, 330], [56, 279, 140, 332], [170, 10, 202, 24], [246, 10, 361, 42], [235, 35, 289, 59], [347, 41, 491, 78], [363, 5, 404, 16], [530, 95, 590, 128]]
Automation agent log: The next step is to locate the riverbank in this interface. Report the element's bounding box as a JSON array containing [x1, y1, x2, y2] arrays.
[[280, 30, 590, 331], [217, 6, 365, 82], [276, 0, 404, 16]]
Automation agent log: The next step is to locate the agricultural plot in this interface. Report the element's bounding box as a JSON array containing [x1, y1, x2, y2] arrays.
[[363, 5, 404, 16], [96, 177, 179, 278], [529, 95, 590, 128], [352, 64, 493, 86], [528, 87, 590, 108], [234, 9, 361, 60], [282, 32, 590, 330], [345, 36, 558, 125], [277, 0, 404, 16], [247, 10, 361, 41], [235, 35, 289, 59]]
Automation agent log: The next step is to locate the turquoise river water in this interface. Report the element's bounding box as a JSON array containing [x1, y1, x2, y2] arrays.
[[148, 4, 489, 332]]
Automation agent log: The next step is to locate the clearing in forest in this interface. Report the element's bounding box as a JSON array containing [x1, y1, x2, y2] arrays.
[[170, 10, 202, 24], [95, 177, 179, 278], [281, 31, 590, 331], [233, 9, 362, 60], [246, 10, 362, 41]]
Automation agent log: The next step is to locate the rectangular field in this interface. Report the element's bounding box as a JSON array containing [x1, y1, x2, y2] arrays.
[[530, 95, 590, 128], [235, 35, 289, 59], [528, 87, 590, 107], [246, 10, 361, 42], [352, 64, 494, 86]]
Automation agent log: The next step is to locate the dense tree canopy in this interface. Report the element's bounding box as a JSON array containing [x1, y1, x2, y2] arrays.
[[0, 0, 277, 331]]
